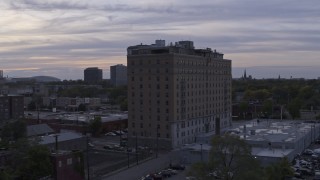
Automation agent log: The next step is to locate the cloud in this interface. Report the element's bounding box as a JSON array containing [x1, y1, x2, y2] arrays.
[[0, 0, 319, 79]]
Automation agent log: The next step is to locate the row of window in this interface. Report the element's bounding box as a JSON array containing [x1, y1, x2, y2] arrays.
[[131, 114, 170, 122], [132, 131, 170, 139], [130, 59, 229, 68], [131, 122, 169, 130], [130, 69, 230, 76]]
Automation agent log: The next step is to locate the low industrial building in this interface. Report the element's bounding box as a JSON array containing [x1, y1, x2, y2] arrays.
[[176, 119, 320, 166], [39, 132, 87, 151], [51, 150, 85, 180], [27, 124, 54, 137], [25, 111, 128, 134]]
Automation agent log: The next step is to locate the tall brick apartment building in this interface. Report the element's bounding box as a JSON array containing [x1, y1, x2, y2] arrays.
[[0, 95, 24, 124], [127, 40, 232, 149]]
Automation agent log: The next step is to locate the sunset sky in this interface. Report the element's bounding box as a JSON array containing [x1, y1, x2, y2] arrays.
[[1, 0, 319, 80]]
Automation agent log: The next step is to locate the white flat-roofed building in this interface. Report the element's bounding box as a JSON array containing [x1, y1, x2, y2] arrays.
[[176, 119, 320, 166], [229, 119, 320, 165]]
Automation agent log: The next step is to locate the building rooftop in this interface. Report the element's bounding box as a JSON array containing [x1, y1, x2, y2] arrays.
[[25, 110, 128, 124], [230, 119, 317, 144], [39, 132, 83, 145], [101, 114, 128, 123], [127, 40, 224, 59], [27, 124, 54, 137]]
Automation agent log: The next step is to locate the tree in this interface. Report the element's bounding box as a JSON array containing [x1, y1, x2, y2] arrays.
[[189, 135, 263, 180], [17, 145, 53, 179], [2, 140, 53, 180], [1, 119, 27, 144], [262, 100, 273, 118], [265, 157, 293, 180], [89, 116, 102, 137], [238, 102, 249, 119], [288, 98, 302, 119]]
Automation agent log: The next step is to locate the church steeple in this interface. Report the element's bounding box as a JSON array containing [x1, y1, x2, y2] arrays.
[[244, 69, 247, 79]]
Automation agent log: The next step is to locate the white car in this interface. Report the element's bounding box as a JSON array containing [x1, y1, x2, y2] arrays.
[[105, 132, 117, 136]]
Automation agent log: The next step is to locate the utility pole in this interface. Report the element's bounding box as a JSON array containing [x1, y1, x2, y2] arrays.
[[126, 127, 129, 168], [86, 135, 90, 180], [37, 104, 40, 124], [156, 126, 159, 158], [54, 134, 59, 152], [200, 143, 203, 162], [135, 135, 138, 165]]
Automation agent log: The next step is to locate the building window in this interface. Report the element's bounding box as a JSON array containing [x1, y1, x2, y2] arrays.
[[59, 161, 62, 167]]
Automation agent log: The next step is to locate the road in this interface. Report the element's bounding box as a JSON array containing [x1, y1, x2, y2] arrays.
[[101, 151, 187, 180], [88, 136, 188, 180]]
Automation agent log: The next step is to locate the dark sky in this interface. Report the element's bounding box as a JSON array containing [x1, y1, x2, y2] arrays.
[[1, 0, 319, 79]]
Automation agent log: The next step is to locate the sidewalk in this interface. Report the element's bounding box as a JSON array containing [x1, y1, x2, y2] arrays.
[[101, 152, 176, 180]]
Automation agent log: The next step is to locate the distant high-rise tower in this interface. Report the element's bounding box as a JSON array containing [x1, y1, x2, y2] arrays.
[[127, 40, 232, 149], [0, 70, 3, 79], [84, 67, 102, 84], [110, 64, 127, 87]]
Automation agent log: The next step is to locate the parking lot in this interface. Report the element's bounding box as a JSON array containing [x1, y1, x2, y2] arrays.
[[292, 141, 320, 179], [87, 133, 154, 179]]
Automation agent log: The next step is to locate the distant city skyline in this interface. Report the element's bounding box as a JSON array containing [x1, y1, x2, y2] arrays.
[[2, 66, 319, 80], [1, 0, 319, 79]]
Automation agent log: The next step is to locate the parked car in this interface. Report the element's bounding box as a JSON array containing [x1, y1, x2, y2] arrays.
[[303, 149, 313, 156], [150, 173, 162, 180], [166, 169, 178, 175], [114, 130, 125, 135], [158, 170, 171, 178], [186, 177, 197, 180], [103, 145, 114, 150], [105, 132, 117, 136], [300, 168, 314, 176], [170, 164, 186, 170], [88, 142, 95, 148], [141, 174, 153, 180]]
